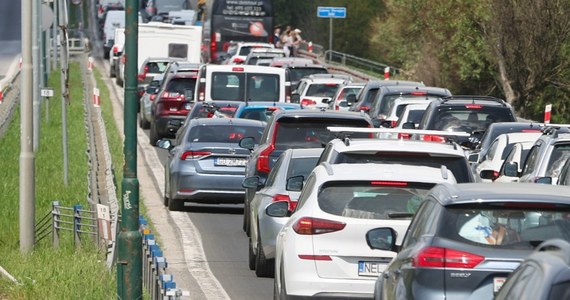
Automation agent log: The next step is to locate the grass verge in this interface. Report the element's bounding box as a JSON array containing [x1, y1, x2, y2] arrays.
[[0, 62, 117, 299]]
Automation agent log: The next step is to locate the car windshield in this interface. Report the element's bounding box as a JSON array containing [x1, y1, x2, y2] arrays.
[[442, 203, 570, 249], [274, 118, 371, 150], [187, 125, 263, 143], [288, 68, 328, 82], [211, 72, 280, 102], [306, 84, 340, 98], [318, 181, 435, 219], [333, 152, 472, 183], [432, 107, 515, 133]]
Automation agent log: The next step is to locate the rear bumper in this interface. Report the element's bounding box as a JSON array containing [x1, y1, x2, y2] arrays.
[[173, 171, 246, 203]]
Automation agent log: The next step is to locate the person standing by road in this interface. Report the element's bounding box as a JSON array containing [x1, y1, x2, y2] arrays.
[[292, 28, 305, 57], [274, 27, 282, 48]]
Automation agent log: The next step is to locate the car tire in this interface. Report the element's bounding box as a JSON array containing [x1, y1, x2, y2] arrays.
[[149, 121, 159, 146], [139, 109, 150, 129], [248, 237, 256, 271], [110, 64, 116, 78], [255, 233, 274, 278], [243, 198, 250, 234], [168, 198, 184, 211], [163, 171, 170, 207], [116, 75, 123, 87]]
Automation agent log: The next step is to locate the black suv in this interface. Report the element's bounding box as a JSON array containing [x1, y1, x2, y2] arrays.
[[349, 80, 424, 113], [414, 95, 517, 148], [239, 109, 373, 234]]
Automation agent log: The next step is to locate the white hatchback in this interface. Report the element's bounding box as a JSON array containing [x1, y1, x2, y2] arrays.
[[272, 162, 457, 299]]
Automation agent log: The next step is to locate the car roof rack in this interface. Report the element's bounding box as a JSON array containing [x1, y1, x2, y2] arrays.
[[308, 73, 352, 81], [541, 125, 570, 138], [440, 95, 508, 106]]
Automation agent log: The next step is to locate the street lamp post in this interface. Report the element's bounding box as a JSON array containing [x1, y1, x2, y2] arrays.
[[116, 0, 142, 297]]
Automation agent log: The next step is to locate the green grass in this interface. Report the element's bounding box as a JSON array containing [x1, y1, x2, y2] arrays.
[[0, 62, 117, 299]]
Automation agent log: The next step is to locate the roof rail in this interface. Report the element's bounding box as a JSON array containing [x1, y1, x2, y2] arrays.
[[536, 239, 570, 264], [542, 125, 570, 138], [440, 95, 507, 106], [327, 126, 471, 137]]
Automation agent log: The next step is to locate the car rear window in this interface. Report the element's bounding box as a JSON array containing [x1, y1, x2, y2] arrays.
[[439, 203, 570, 249], [431, 107, 515, 132], [286, 157, 320, 179], [211, 72, 280, 102], [332, 152, 472, 183], [274, 118, 371, 149], [306, 84, 339, 98], [165, 77, 196, 97], [288, 68, 328, 82], [187, 125, 263, 143], [318, 181, 435, 219]]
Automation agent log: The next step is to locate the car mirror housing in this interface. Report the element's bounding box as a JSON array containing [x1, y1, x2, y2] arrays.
[[504, 162, 519, 177], [535, 177, 553, 184], [265, 201, 290, 218], [479, 169, 498, 181], [366, 227, 397, 252], [286, 175, 304, 192], [238, 137, 255, 151], [156, 138, 172, 150], [468, 153, 480, 163], [242, 176, 261, 189], [291, 93, 301, 104]]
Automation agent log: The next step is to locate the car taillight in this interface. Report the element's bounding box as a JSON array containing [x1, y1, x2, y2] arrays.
[[256, 144, 275, 173], [298, 255, 332, 261], [198, 81, 205, 101], [413, 247, 484, 269], [292, 217, 346, 235], [491, 171, 500, 181], [397, 133, 411, 140], [138, 65, 148, 82], [148, 7, 156, 14], [272, 194, 296, 211], [300, 99, 316, 107], [150, 94, 157, 101], [138, 89, 145, 97], [113, 46, 119, 54], [180, 151, 211, 160], [160, 92, 182, 100], [423, 135, 446, 143], [335, 105, 339, 110], [371, 181, 408, 186], [410, 91, 426, 96], [465, 105, 482, 109], [359, 105, 370, 112], [233, 58, 244, 64], [391, 120, 398, 128]]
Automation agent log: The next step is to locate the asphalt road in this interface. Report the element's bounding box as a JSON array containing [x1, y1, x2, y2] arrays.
[[0, 0, 21, 80]]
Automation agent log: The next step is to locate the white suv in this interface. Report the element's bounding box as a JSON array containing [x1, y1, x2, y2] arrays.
[[272, 162, 456, 299], [292, 74, 352, 109], [223, 42, 275, 65]]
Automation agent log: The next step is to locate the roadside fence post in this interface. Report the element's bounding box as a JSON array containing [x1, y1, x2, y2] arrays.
[[52, 201, 60, 248], [73, 204, 82, 247]]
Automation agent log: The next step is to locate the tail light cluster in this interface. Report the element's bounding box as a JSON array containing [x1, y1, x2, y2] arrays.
[[358, 105, 370, 112], [271, 194, 296, 211], [423, 135, 446, 143], [413, 247, 484, 269], [293, 217, 346, 235], [112, 46, 119, 55], [233, 57, 245, 64], [180, 151, 211, 160], [300, 99, 316, 107], [256, 122, 278, 173], [138, 65, 149, 82]]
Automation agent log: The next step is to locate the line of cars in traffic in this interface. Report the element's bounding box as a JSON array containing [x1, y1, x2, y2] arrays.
[[127, 40, 570, 299]]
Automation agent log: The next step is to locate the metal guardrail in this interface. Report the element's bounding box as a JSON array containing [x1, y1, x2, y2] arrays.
[[322, 50, 400, 77], [140, 216, 189, 300]]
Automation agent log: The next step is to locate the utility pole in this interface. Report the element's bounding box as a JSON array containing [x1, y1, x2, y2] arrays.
[[59, 0, 69, 186], [116, 0, 142, 297], [20, 0, 36, 253], [33, 0, 41, 151]]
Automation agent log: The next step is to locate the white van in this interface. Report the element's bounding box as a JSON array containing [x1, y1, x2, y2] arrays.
[[103, 10, 125, 58], [108, 27, 124, 77], [195, 65, 289, 103]]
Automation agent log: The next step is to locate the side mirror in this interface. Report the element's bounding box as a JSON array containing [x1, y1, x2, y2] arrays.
[[242, 176, 261, 189], [265, 201, 290, 218], [239, 137, 255, 151], [366, 227, 397, 252], [402, 122, 415, 130], [286, 175, 304, 192], [479, 170, 498, 181], [321, 98, 331, 104], [146, 86, 159, 94], [291, 93, 300, 104], [504, 162, 519, 177], [468, 153, 480, 163], [535, 177, 553, 184], [156, 138, 173, 150], [346, 94, 357, 104]]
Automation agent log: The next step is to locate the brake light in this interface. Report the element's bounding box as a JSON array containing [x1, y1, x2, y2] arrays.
[[232, 67, 245, 72], [423, 135, 446, 143], [256, 144, 275, 173], [113, 46, 119, 54], [180, 151, 211, 160], [325, 83, 338, 87], [465, 105, 482, 109], [138, 65, 148, 82], [502, 202, 557, 209], [359, 105, 370, 112], [371, 181, 408, 186], [397, 133, 411, 140], [521, 129, 541, 133], [391, 120, 398, 128], [266, 107, 279, 111], [298, 255, 332, 261], [210, 33, 217, 61], [300, 99, 316, 107], [410, 91, 427, 96], [233, 58, 244, 64], [150, 94, 157, 101], [413, 247, 484, 269], [292, 217, 346, 235], [491, 171, 500, 181], [335, 105, 339, 110]]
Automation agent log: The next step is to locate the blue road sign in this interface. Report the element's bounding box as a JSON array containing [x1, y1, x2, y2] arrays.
[[317, 7, 346, 19]]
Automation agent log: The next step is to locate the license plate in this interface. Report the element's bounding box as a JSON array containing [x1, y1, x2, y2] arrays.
[[493, 277, 506, 293], [358, 261, 387, 277], [215, 157, 247, 167]]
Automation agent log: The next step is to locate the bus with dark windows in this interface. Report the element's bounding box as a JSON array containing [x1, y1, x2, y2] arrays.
[[205, 0, 274, 64]]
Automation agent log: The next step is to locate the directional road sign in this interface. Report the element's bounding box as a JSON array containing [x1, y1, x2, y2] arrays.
[[317, 7, 346, 19]]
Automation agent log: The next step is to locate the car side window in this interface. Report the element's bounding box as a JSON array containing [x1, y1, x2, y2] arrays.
[[521, 144, 541, 176], [485, 140, 499, 162], [265, 156, 283, 187], [401, 200, 436, 248], [316, 144, 333, 165], [294, 174, 316, 211]]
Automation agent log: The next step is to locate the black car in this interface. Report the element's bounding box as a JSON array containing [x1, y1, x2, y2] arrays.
[[372, 183, 570, 300], [239, 109, 373, 235], [349, 80, 424, 113], [495, 239, 570, 300], [414, 95, 517, 148]]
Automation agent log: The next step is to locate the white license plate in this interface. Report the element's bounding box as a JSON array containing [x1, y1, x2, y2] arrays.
[[215, 157, 247, 167], [358, 261, 387, 277], [493, 277, 507, 293]]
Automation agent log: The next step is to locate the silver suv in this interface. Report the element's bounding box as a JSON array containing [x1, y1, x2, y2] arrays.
[[504, 126, 570, 183]]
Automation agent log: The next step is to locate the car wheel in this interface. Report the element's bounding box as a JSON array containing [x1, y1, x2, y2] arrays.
[[248, 237, 256, 271], [243, 197, 250, 234], [139, 109, 150, 129], [255, 233, 275, 278], [168, 198, 184, 211], [149, 121, 159, 146], [163, 172, 170, 207], [110, 65, 116, 78]]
